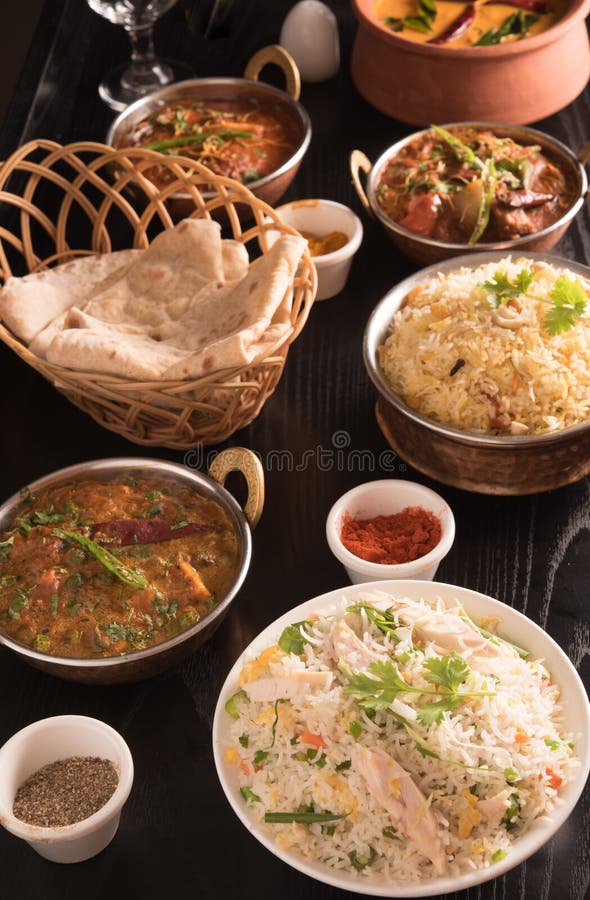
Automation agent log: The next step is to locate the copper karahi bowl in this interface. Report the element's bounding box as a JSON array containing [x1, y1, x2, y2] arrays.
[[106, 45, 312, 216], [0, 451, 263, 683], [351, 122, 587, 266], [363, 251, 590, 495]]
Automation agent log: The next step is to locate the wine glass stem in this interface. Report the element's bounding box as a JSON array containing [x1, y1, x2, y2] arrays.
[[127, 25, 156, 68], [121, 24, 173, 90]]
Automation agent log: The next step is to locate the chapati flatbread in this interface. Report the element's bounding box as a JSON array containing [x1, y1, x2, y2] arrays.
[[43, 309, 186, 380], [83, 219, 248, 328], [3, 217, 307, 381], [0, 250, 140, 343]]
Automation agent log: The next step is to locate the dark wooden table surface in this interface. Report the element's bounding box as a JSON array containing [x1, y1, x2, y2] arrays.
[[0, 2, 588, 898]]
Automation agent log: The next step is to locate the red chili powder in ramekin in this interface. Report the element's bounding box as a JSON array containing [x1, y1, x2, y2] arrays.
[[340, 506, 442, 565]]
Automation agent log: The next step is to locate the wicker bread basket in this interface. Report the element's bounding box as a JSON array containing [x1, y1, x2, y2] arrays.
[[0, 140, 317, 448]]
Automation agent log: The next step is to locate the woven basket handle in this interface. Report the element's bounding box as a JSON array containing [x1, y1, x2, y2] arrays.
[[208, 448, 265, 529], [244, 44, 301, 101]]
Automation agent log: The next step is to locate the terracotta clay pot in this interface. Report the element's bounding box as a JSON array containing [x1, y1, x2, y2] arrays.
[[351, 0, 590, 125]]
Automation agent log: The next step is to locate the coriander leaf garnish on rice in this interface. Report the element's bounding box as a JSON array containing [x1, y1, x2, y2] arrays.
[[222, 592, 577, 883]]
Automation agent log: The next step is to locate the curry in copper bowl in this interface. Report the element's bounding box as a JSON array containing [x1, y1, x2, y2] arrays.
[[106, 47, 312, 212], [0, 453, 263, 683], [120, 96, 302, 190], [0, 475, 238, 659], [351, 122, 586, 264]]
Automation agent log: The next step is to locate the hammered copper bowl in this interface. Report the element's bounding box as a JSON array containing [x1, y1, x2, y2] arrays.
[[351, 0, 590, 125], [106, 45, 312, 216], [0, 451, 264, 684], [363, 251, 590, 495], [351, 122, 588, 266]]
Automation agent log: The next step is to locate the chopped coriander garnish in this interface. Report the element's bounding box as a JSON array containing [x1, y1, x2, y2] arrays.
[[543, 275, 587, 335], [8, 588, 28, 620], [0, 536, 14, 559], [482, 269, 534, 307], [335, 759, 352, 772], [347, 602, 401, 641], [100, 622, 137, 643], [278, 620, 313, 655], [170, 520, 190, 531], [481, 269, 587, 334], [341, 654, 493, 719], [239, 733, 249, 748], [242, 168, 259, 184]]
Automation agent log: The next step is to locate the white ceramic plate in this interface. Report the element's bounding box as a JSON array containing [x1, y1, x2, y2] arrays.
[[212, 579, 590, 897]]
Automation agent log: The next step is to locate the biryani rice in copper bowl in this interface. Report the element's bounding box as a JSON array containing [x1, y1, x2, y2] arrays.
[[363, 251, 590, 494]]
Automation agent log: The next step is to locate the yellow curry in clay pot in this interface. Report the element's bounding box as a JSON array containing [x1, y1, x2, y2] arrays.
[[0, 474, 239, 659], [375, 0, 568, 46]]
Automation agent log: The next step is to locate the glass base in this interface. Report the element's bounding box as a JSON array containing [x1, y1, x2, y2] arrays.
[[98, 57, 193, 111]]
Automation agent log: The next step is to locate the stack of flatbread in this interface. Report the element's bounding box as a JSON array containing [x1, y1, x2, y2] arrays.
[[0, 219, 307, 380]]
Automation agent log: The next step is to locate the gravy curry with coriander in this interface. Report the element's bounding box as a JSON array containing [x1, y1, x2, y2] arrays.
[[0, 476, 239, 658], [119, 97, 301, 188]]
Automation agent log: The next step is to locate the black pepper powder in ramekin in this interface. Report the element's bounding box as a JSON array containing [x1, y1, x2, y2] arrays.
[[12, 756, 119, 827]]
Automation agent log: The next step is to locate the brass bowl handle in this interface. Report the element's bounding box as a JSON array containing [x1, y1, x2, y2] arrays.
[[244, 44, 301, 101], [350, 149, 375, 218], [208, 447, 265, 529]]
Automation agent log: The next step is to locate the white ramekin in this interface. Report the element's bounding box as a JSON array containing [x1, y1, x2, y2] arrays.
[[326, 479, 455, 583], [265, 199, 363, 300], [0, 715, 134, 863]]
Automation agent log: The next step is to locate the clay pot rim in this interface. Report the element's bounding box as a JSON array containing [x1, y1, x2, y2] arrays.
[[353, 0, 590, 57]]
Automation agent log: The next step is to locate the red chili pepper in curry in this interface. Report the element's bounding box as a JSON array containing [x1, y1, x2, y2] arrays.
[[0, 476, 239, 658]]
